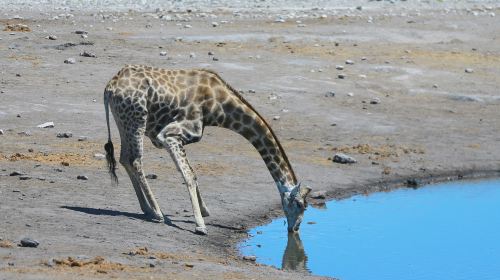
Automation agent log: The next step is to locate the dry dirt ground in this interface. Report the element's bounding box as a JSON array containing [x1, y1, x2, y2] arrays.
[[1, 5, 499, 280]]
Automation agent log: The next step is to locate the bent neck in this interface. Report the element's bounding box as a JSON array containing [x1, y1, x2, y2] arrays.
[[218, 101, 297, 188]]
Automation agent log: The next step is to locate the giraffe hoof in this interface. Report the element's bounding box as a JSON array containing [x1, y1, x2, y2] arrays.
[[201, 209, 210, 217], [146, 213, 164, 223], [195, 226, 208, 235]]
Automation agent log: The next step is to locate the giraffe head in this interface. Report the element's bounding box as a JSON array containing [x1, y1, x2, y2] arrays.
[[278, 183, 312, 232]]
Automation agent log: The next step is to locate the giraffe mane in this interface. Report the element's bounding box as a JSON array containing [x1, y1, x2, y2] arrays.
[[201, 69, 298, 184]]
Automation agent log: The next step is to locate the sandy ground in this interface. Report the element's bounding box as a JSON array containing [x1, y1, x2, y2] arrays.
[[1, 2, 499, 279]]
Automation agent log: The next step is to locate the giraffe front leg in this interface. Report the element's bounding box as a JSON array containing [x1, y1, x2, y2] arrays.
[[164, 136, 207, 235], [197, 187, 210, 217]]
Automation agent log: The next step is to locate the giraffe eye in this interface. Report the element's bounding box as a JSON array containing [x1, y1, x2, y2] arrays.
[[295, 200, 305, 209]]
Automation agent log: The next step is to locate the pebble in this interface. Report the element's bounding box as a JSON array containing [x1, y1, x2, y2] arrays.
[[211, 22, 218, 27], [208, 51, 214, 56], [432, 84, 439, 88], [310, 190, 327, 199], [37, 122, 54, 128], [77, 175, 89, 180], [464, 68, 474, 73], [80, 51, 96, 58], [74, 30, 88, 35], [10, 171, 24, 176], [212, 57, 219, 61], [325, 91, 335, 97], [94, 153, 105, 160], [18, 131, 32, 136], [19, 238, 39, 248], [19, 175, 32, 180], [370, 98, 381, 104], [338, 74, 346, 79], [146, 174, 158, 179], [345, 59, 354, 65], [0, 129, 4, 135], [184, 263, 194, 268], [335, 65, 344, 70], [159, 51, 167, 56], [243, 255, 256, 261], [47, 35, 57, 40], [273, 115, 280, 120], [248, 89, 256, 93], [189, 52, 196, 58], [347, 92, 354, 97], [57, 132, 73, 138], [64, 58, 76, 64], [407, 178, 421, 189], [184, 24, 192, 28], [78, 136, 88, 141], [332, 153, 357, 164]]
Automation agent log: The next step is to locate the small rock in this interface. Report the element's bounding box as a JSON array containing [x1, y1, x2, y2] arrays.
[[184, 263, 194, 268], [19, 175, 32, 180], [159, 51, 167, 56], [56, 132, 72, 138], [94, 153, 105, 160], [211, 22, 218, 27], [248, 89, 256, 93], [325, 91, 335, 97], [347, 92, 354, 97], [465, 68, 474, 73], [47, 35, 57, 40], [78, 136, 88, 141], [189, 52, 196, 58], [356, 6, 363, 10], [243, 256, 256, 262], [310, 190, 327, 199], [74, 30, 88, 35], [207, 51, 214, 56], [77, 175, 88, 180], [406, 178, 421, 189], [37, 122, 54, 128], [307, 221, 316, 225], [10, 171, 24, 176], [64, 58, 76, 64], [335, 65, 344, 70], [146, 174, 158, 179], [332, 153, 357, 164], [184, 24, 192, 28], [345, 59, 354, 65], [18, 131, 31, 136], [80, 51, 96, 58], [0, 129, 3, 135], [338, 74, 346, 79], [256, 231, 263, 235], [370, 98, 381, 104], [432, 84, 438, 88], [273, 115, 280, 120], [212, 57, 219, 61], [19, 238, 39, 248]]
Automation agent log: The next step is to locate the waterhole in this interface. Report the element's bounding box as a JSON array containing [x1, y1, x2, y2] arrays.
[[240, 179, 500, 279]]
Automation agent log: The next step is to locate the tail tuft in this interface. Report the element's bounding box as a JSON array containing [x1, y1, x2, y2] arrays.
[[104, 140, 118, 185]]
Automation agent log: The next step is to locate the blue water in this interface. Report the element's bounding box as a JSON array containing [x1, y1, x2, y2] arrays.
[[240, 179, 500, 280]]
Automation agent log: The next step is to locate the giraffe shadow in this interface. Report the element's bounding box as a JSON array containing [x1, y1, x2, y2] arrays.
[[60, 206, 186, 231], [168, 218, 245, 231]]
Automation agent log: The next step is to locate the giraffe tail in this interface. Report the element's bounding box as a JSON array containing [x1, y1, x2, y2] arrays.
[[104, 89, 118, 185]]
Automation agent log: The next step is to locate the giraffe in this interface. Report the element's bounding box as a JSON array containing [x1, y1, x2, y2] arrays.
[[103, 64, 311, 235]]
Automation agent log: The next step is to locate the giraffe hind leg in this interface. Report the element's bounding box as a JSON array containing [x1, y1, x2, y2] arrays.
[[118, 118, 164, 223]]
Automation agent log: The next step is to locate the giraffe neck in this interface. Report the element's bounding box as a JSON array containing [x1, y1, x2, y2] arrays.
[[214, 98, 298, 188]]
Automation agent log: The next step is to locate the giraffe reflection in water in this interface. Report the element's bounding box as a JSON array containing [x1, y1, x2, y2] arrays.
[[282, 233, 309, 272]]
